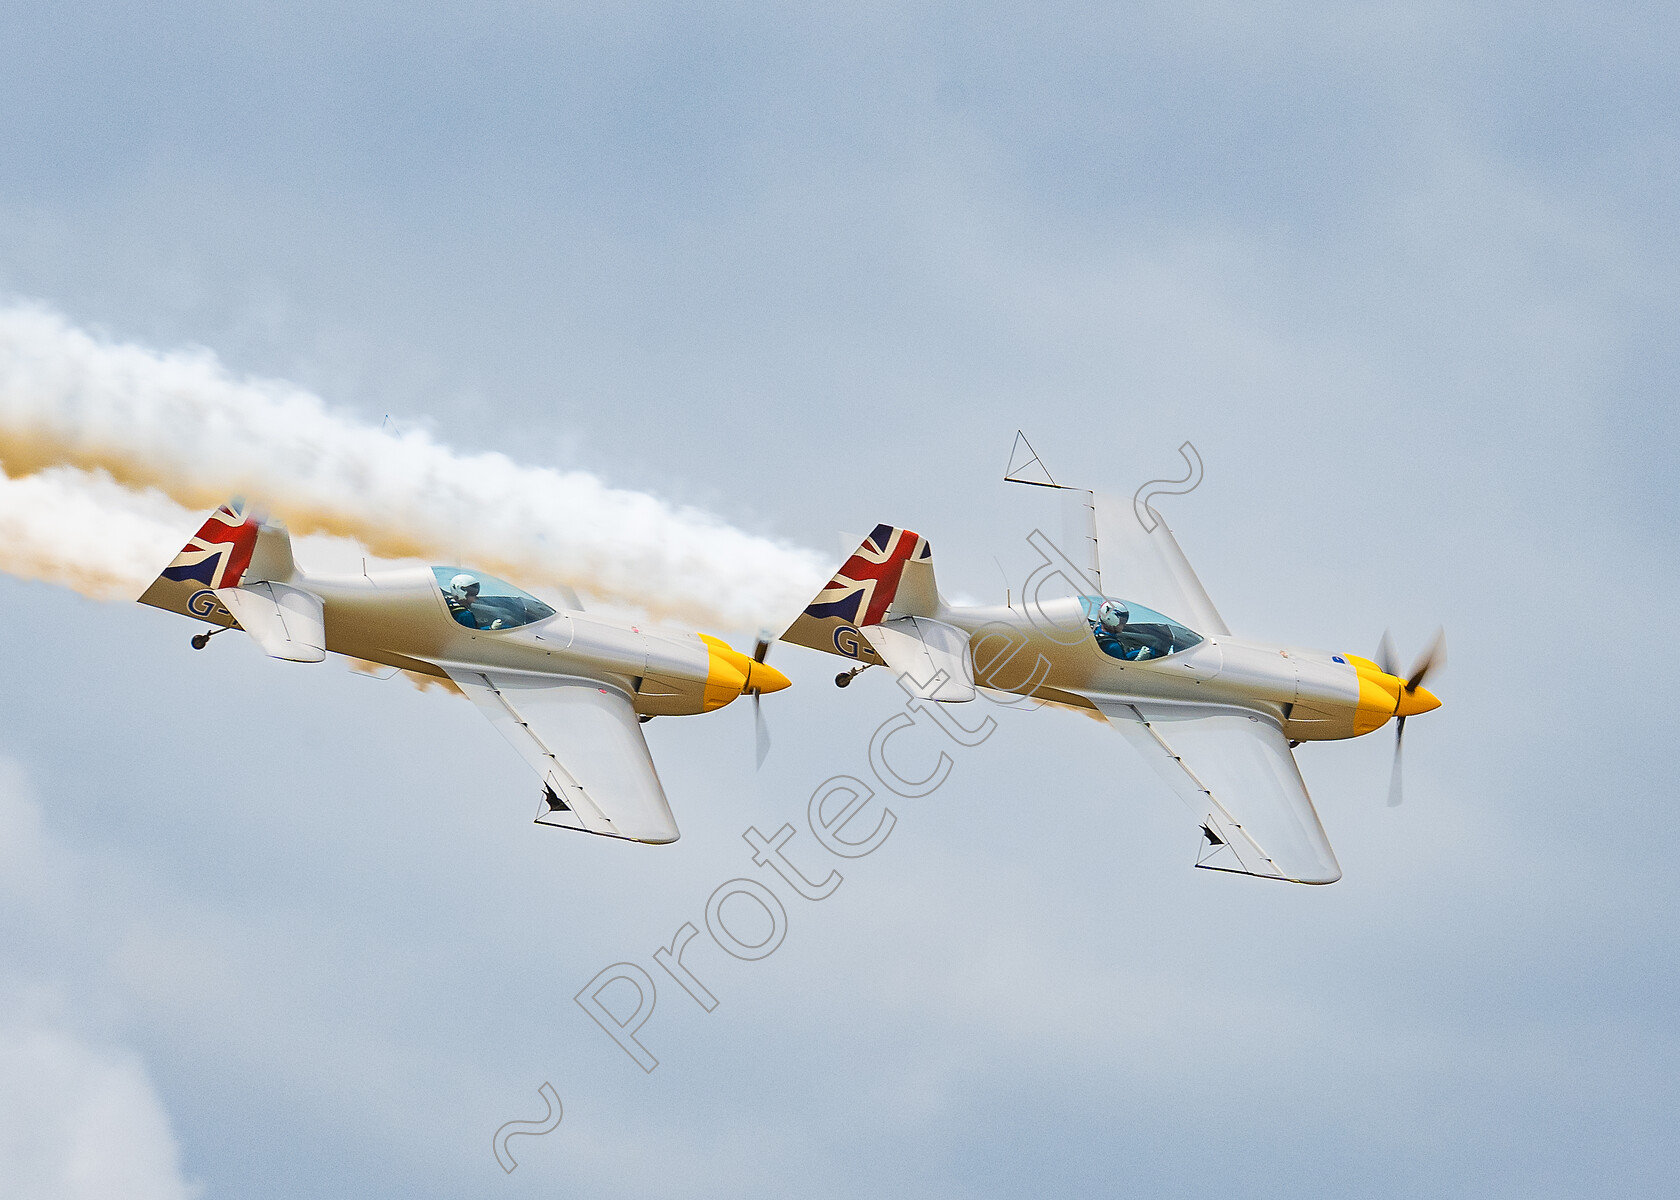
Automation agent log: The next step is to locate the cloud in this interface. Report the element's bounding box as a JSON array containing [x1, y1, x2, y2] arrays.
[[0, 303, 828, 629], [0, 1022, 198, 1200], [0, 766, 197, 1200]]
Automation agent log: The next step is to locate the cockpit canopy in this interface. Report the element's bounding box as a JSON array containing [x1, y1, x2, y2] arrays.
[[433, 567, 556, 631], [1081, 595, 1203, 662]]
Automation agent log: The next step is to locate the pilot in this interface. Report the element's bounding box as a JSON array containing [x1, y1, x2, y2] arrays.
[[1094, 599, 1154, 661], [447, 573, 483, 628]]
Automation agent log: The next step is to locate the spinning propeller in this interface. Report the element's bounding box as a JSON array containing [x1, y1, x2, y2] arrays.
[[749, 634, 776, 769], [1375, 627, 1446, 807]]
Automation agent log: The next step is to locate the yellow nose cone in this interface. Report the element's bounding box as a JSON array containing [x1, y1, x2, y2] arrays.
[[1396, 685, 1441, 717], [697, 633, 792, 710], [747, 660, 792, 695]]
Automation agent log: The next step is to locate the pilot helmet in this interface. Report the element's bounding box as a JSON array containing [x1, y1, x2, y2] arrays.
[[450, 573, 481, 599], [1096, 600, 1128, 634]]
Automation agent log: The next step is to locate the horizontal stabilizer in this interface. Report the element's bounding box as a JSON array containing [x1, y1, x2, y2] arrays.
[[214, 582, 326, 663], [863, 616, 975, 702]]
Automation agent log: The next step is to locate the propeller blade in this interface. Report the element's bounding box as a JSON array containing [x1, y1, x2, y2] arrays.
[[1376, 629, 1398, 677], [753, 691, 770, 769], [1386, 715, 1406, 807], [1406, 627, 1447, 693], [748, 633, 775, 768]]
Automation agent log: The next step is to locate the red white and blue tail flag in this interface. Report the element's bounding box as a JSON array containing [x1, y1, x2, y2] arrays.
[[779, 524, 935, 662], [136, 500, 262, 623]]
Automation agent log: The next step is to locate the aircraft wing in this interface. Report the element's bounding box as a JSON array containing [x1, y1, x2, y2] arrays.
[[1092, 699, 1341, 884], [441, 667, 680, 844], [1089, 491, 1230, 636]]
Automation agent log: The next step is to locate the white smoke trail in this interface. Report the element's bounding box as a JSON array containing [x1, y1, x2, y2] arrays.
[[0, 464, 194, 601], [0, 303, 829, 629]]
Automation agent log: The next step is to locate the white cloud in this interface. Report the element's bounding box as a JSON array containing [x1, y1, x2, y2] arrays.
[[0, 767, 196, 1200], [0, 1022, 197, 1200]]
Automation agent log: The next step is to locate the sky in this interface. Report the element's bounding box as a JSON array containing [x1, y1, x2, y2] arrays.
[[1, 3, 1677, 1197]]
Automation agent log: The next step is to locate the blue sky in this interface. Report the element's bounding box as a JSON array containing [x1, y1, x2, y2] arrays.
[[1, 4, 1676, 1197]]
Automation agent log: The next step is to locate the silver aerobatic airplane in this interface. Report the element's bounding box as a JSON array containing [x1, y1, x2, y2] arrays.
[[781, 452, 1442, 885], [140, 500, 789, 844]]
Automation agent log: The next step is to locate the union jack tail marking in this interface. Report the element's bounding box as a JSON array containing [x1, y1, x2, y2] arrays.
[[158, 501, 261, 590], [803, 524, 929, 627], [137, 498, 267, 624], [779, 524, 936, 662]]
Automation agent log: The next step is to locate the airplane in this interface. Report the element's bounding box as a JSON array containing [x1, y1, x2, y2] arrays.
[[780, 448, 1443, 885], [138, 499, 790, 844]]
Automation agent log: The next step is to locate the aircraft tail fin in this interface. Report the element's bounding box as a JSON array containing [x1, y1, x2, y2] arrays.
[[137, 499, 297, 622], [779, 524, 938, 661]]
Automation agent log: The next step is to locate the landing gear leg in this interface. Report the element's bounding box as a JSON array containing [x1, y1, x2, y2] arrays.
[[835, 664, 872, 688], [191, 626, 231, 651]]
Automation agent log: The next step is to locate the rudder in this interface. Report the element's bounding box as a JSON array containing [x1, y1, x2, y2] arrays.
[[137, 499, 296, 624], [779, 524, 937, 662]]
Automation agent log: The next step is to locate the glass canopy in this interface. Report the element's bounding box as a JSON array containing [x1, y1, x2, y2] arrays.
[[1080, 595, 1203, 662], [433, 567, 556, 631]]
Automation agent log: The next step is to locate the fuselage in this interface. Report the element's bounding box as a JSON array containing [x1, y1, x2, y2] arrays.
[[938, 596, 1436, 742], [214, 564, 784, 718]]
